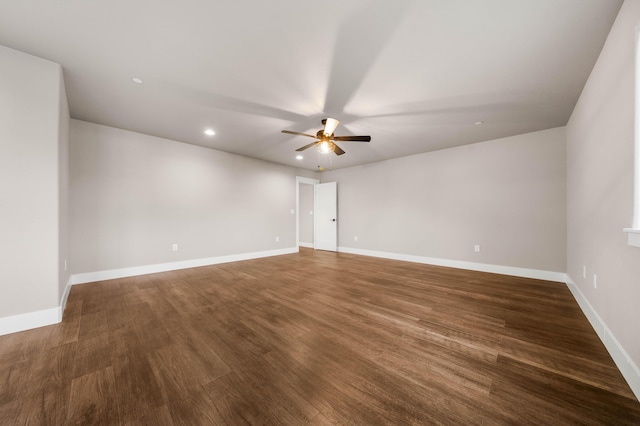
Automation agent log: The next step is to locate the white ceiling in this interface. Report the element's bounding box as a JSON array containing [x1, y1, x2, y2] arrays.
[[0, 0, 622, 171]]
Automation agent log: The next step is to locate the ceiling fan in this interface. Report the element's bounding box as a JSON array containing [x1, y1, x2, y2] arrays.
[[282, 118, 371, 156]]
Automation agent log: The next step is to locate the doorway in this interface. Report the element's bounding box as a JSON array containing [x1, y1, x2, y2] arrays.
[[298, 182, 315, 248], [296, 177, 338, 252], [296, 176, 319, 249]]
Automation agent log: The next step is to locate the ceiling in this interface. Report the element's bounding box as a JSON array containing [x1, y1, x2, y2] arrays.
[[0, 0, 623, 171]]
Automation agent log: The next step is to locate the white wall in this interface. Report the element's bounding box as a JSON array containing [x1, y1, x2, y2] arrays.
[[70, 120, 309, 275], [0, 45, 68, 325], [322, 127, 566, 275], [566, 0, 640, 396]]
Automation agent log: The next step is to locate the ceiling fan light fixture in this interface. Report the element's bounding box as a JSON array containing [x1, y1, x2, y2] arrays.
[[284, 118, 370, 156], [323, 118, 340, 137]]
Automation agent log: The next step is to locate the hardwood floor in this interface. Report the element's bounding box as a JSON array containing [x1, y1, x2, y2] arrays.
[[1, 248, 639, 425]]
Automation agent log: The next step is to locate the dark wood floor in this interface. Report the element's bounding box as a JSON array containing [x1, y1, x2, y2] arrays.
[[1, 248, 639, 425]]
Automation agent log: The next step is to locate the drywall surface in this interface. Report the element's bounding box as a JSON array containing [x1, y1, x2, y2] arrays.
[[566, 0, 640, 372], [322, 127, 566, 272], [0, 45, 65, 317], [70, 120, 302, 274]]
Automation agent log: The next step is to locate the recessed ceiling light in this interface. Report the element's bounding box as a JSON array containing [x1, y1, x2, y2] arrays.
[[296, 155, 303, 160], [131, 77, 143, 84], [204, 129, 215, 136], [474, 121, 484, 125]]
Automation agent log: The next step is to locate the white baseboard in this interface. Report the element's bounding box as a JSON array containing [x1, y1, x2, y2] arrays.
[[337, 246, 567, 282], [0, 248, 298, 336], [566, 275, 640, 402], [298, 242, 314, 249], [70, 247, 299, 285], [0, 278, 73, 336], [0, 306, 61, 336]]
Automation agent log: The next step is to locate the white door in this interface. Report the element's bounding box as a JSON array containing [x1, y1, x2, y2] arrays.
[[315, 182, 337, 252]]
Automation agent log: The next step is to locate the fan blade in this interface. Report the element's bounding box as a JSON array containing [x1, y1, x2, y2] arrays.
[[295, 141, 319, 152], [333, 135, 371, 142], [333, 144, 346, 155], [323, 118, 340, 137], [282, 130, 317, 139]]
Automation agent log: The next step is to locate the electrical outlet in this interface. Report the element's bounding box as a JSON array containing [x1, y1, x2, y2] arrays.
[[474, 245, 480, 253], [172, 244, 178, 252], [593, 274, 597, 289], [275, 236, 279, 242], [354, 235, 358, 242], [64, 260, 67, 271], [583, 265, 586, 279], [290, 209, 295, 215]]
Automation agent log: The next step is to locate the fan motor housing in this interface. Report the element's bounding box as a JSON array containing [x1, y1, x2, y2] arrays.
[[316, 130, 332, 140]]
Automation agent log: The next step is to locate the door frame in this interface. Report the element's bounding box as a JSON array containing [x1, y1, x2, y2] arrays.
[[296, 176, 319, 248]]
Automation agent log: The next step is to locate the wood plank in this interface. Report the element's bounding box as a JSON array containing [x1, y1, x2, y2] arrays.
[[67, 367, 119, 425], [111, 353, 165, 422]]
